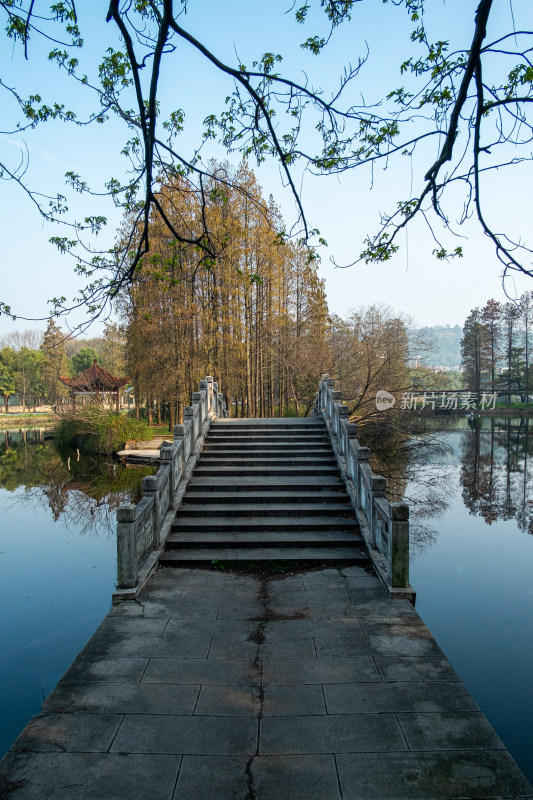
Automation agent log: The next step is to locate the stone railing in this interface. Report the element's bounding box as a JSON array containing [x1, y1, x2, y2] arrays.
[[114, 376, 228, 600], [314, 375, 413, 599]]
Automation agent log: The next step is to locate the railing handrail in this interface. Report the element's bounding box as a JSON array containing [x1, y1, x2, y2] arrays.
[[114, 376, 228, 599], [313, 374, 413, 599]]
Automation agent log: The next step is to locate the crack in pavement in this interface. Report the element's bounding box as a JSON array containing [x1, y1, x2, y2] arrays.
[[244, 576, 270, 800]]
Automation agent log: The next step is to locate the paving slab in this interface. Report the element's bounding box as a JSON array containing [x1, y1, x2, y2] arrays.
[[1, 565, 531, 800], [261, 617, 314, 640], [43, 681, 200, 715], [0, 752, 181, 800], [194, 685, 260, 716], [142, 656, 260, 686], [252, 754, 342, 799], [262, 655, 381, 685], [262, 684, 327, 716], [209, 635, 316, 661], [97, 616, 169, 636], [61, 656, 150, 683], [323, 680, 479, 714], [163, 617, 257, 639], [396, 711, 506, 751], [174, 753, 343, 800], [172, 755, 249, 800], [336, 751, 533, 800], [110, 714, 258, 756], [10, 713, 124, 753], [93, 634, 211, 659], [259, 713, 408, 754], [375, 655, 460, 682]]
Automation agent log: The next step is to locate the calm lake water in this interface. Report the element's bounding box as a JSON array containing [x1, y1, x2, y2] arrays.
[[0, 420, 532, 785], [403, 416, 533, 784], [0, 429, 152, 758]]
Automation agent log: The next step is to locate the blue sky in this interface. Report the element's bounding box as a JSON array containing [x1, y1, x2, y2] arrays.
[[1, 0, 532, 338]]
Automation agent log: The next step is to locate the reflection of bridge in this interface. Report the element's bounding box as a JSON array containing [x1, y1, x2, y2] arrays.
[[1, 376, 531, 798]]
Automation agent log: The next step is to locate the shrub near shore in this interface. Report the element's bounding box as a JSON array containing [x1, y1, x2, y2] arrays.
[[54, 407, 151, 454]]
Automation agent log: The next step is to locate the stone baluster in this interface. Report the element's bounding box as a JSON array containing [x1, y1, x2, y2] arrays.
[[369, 474, 387, 549], [390, 502, 410, 588], [192, 392, 203, 429], [183, 406, 194, 456], [160, 441, 177, 500], [142, 475, 161, 548], [116, 504, 138, 589], [355, 445, 370, 511], [199, 379, 209, 415], [345, 422, 358, 480], [173, 423, 186, 474]]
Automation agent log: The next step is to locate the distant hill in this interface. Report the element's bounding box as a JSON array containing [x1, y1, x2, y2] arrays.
[[409, 325, 463, 369]]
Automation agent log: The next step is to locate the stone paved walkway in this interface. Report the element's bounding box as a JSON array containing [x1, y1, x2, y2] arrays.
[[1, 566, 532, 799]]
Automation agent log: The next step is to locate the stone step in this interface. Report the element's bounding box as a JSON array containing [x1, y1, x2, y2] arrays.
[[171, 515, 359, 532], [196, 457, 337, 467], [182, 491, 349, 504], [176, 502, 354, 517], [206, 434, 327, 441], [209, 422, 325, 430], [193, 466, 341, 477], [187, 472, 346, 492], [159, 546, 370, 565], [204, 437, 329, 445], [201, 446, 333, 455], [159, 416, 368, 568], [165, 530, 364, 547], [186, 478, 346, 491], [207, 432, 327, 438]]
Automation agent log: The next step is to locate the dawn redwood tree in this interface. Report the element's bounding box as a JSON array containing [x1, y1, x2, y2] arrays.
[[1, 1, 532, 328], [0, 347, 16, 413], [502, 302, 524, 404], [40, 319, 70, 404], [520, 292, 533, 408], [461, 308, 487, 395], [13, 347, 44, 410], [100, 322, 126, 377], [123, 161, 329, 421], [481, 299, 502, 393]]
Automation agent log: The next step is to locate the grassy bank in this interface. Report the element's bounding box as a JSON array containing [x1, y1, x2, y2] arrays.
[[0, 413, 55, 429]]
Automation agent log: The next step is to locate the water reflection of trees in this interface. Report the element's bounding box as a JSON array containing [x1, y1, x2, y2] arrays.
[[358, 415, 457, 554], [0, 429, 154, 537], [460, 418, 533, 535], [358, 415, 533, 554]]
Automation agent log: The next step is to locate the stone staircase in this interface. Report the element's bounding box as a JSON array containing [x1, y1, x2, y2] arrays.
[[160, 418, 369, 566]]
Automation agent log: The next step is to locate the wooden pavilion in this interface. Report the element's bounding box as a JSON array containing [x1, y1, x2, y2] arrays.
[[59, 360, 129, 411]]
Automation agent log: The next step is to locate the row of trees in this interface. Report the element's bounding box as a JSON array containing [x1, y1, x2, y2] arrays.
[[121, 162, 425, 427], [461, 294, 533, 403], [1, 164, 417, 425], [122, 162, 330, 426], [0, 320, 125, 412]]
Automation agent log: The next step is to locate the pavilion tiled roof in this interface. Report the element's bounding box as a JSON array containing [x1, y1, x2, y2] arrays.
[[59, 360, 129, 392]]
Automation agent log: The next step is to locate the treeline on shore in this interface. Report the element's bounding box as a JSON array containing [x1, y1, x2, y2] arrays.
[[0, 160, 465, 427], [5, 161, 533, 429], [461, 294, 533, 403], [0, 321, 124, 413]]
